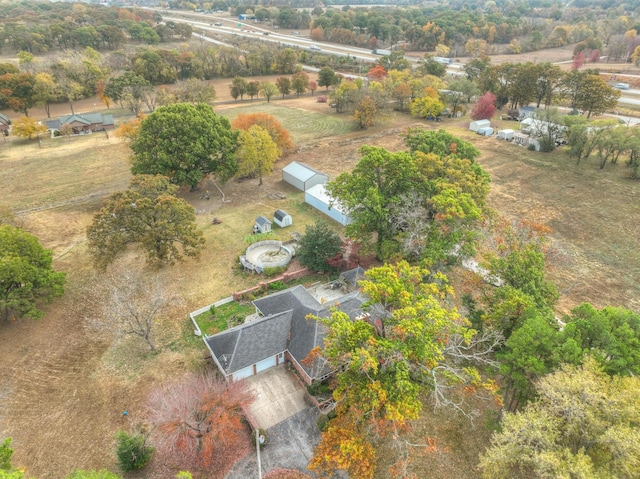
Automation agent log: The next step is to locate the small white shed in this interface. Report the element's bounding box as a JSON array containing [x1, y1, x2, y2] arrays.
[[477, 127, 494, 136], [305, 184, 352, 226], [497, 129, 515, 141], [469, 119, 490, 132], [282, 161, 328, 192], [253, 216, 272, 234], [273, 209, 292, 228]]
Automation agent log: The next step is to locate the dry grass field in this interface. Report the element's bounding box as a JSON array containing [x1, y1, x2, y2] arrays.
[[1, 81, 639, 479]]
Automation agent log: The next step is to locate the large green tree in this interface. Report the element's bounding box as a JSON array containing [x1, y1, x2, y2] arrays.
[[86, 175, 205, 270], [326, 146, 419, 259], [130, 103, 238, 190], [574, 75, 621, 118], [480, 359, 640, 479], [0, 224, 66, 321], [328, 129, 487, 262], [296, 221, 342, 273]]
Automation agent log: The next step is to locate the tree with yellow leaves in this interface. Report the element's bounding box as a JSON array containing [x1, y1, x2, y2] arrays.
[[308, 261, 502, 479], [236, 125, 280, 185]]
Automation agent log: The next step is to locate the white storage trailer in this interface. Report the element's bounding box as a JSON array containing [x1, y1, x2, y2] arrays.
[[497, 129, 515, 141], [469, 119, 490, 132]]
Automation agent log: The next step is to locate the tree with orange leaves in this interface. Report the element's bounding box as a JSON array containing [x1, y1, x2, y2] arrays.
[[367, 65, 387, 81], [231, 112, 294, 152], [147, 373, 254, 472]]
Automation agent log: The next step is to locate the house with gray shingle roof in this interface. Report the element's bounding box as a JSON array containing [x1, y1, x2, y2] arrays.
[[0, 112, 10, 133], [204, 267, 384, 383], [45, 112, 114, 137]]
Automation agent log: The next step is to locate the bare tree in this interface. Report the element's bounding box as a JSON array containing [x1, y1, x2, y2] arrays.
[[390, 192, 431, 260], [93, 269, 178, 351]]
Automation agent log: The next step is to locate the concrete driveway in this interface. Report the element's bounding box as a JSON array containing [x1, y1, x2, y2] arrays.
[[243, 365, 308, 429]]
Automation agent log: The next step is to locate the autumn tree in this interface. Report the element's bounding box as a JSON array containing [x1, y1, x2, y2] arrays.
[[309, 262, 501, 479], [172, 78, 217, 104], [114, 115, 145, 142], [246, 80, 260, 99], [470, 91, 496, 120], [291, 71, 309, 96], [231, 112, 293, 152], [476, 218, 559, 338], [354, 95, 377, 129], [130, 103, 238, 190], [0, 72, 36, 115], [480, 359, 640, 479], [296, 221, 342, 273], [230, 76, 247, 100], [87, 175, 205, 270], [367, 65, 387, 81], [260, 82, 279, 103], [10, 116, 47, 140], [410, 95, 444, 119], [276, 76, 291, 98], [236, 125, 280, 185], [0, 224, 66, 321], [147, 372, 254, 472]]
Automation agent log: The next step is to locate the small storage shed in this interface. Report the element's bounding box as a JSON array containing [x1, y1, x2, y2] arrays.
[[282, 161, 328, 192], [497, 129, 515, 141], [305, 184, 352, 226], [254, 216, 272, 234], [469, 119, 490, 132], [273, 209, 292, 228], [477, 127, 494, 136]]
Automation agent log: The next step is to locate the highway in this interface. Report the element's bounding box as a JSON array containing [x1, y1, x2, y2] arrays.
[[157, 10, 639, 108]]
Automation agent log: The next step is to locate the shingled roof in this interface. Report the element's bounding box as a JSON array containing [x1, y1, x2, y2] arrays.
[[207, 310, 293, 374], [206, 268, 386, 382]]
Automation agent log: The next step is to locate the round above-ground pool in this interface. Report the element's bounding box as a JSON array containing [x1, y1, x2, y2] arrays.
[[245, 240, 293, 270]]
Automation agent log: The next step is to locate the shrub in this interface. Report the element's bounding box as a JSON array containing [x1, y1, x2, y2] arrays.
[[115, 431, 153, 472], [263, 266, 285, 277], [245, 232, 277, 245], [269, 280, 287, 291]]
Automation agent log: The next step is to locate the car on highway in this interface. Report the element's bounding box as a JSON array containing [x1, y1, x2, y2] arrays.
[[309, 45, 321, 51], [213, 22, 222, 26], [263, 31, 270, 35], [614, 83, 630, 90]]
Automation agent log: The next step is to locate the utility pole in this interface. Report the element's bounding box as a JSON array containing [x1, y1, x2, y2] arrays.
[[256, 429, 263, 479]]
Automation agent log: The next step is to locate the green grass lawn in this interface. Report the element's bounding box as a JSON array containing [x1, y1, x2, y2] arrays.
[[218, 103, 355, 144], [194, 301, 255, 336]]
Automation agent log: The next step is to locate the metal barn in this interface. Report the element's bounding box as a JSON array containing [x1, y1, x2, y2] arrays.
[[282, 161, 328, 191], [305, 184, 352, 226]]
